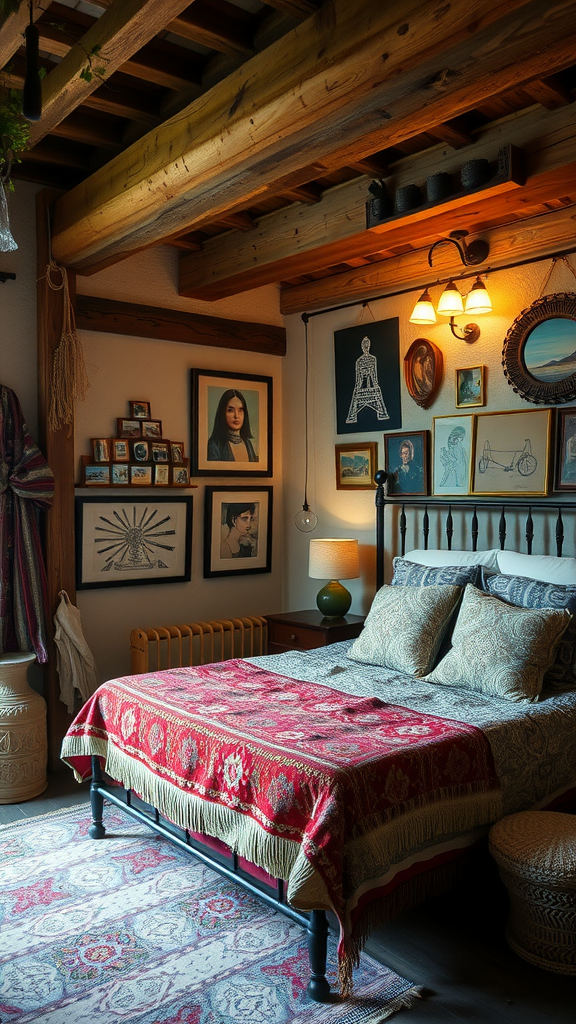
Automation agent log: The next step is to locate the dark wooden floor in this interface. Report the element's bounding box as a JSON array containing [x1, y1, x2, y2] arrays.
[[2, 773, 574, 1022]]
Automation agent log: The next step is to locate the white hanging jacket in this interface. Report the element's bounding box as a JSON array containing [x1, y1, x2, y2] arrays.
[[54, 590, 99, 713]]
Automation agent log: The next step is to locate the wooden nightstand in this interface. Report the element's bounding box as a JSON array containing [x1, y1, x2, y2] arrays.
[[264, 610, 365, 655]]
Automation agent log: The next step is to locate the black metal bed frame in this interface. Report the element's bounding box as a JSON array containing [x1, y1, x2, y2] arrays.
[[88, 474, 576, 1002]]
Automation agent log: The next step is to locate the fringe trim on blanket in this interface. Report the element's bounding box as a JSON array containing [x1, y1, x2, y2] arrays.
[[62, 736, 300, 883], [291, 983, 424, 1023]]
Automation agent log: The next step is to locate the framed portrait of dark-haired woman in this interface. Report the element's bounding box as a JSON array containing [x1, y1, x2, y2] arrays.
[[190, 369, 273, 477], [204, 486, 273, 578]]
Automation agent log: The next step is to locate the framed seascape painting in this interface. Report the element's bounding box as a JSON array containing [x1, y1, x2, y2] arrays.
[[334, 442, 378, 489], [432, 415, 474, 496], [384, 430, 428, 496], [204, 487, 272, 578], [334, 318, 401, 434], [191, 369, 272, 477], [555, 407, 576, 490], [472, 409, 551, 496], [75, 496, 193, 590]]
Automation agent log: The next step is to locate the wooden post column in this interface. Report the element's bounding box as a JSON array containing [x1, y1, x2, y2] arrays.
[[36, 188, 76, 770]]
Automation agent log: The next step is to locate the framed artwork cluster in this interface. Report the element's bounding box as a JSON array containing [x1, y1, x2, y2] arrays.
[[80, 401, 191, 487]]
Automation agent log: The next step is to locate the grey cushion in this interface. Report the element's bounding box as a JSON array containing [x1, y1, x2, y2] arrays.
[[348, 584, 462, 677], [482, 570, 576, 692], [392, 556, 481, 589], [426, 584, 572, 703]]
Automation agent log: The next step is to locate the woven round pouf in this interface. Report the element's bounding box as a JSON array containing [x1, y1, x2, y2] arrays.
[[489, 811, 576, 975]]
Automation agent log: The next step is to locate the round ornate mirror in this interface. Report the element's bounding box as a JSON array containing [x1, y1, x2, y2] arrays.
[[502, 292, 576, 404]]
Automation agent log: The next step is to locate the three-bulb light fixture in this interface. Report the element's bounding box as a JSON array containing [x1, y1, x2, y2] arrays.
[[409, 230, 492, 344]]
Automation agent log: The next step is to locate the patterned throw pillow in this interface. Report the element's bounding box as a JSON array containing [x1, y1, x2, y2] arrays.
[[348, 584, 462, 677], [482, 571, 576, 691], [391, 557, 481, 588], [426, 584, 572, 703]]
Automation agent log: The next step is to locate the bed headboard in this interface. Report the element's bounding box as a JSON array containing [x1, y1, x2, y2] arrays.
[[374, 470, 576, 590]]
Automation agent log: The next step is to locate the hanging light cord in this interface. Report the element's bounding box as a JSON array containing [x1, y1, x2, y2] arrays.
[[302, 312, 310, 511]]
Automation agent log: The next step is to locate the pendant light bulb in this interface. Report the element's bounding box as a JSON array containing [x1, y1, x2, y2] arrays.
[[22, 2, 42, 121], [294, 503, 318, 533]]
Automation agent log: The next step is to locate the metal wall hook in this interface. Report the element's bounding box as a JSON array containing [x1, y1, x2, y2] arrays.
[[428, 229, 490, 268]]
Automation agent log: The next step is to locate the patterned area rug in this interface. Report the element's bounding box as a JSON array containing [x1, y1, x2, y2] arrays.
[[0, 803, 421, 1024]]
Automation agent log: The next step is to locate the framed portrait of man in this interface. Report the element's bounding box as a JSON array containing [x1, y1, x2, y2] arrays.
[[191, 369, 273, 477], [384, 430, 428, 495]]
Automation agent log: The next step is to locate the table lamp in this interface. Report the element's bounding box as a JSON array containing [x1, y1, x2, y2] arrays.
[[309, 538, 360, 617]]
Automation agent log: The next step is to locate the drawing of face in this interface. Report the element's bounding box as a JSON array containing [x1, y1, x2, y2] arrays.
[[233, 511, 253, 536], [226, 396, 244, 433], [448, 428, 465, 447], [400, 444, 411, 464]]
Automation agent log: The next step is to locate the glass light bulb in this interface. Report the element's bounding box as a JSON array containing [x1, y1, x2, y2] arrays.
[[464, 276, 493, 314], [294, 505, 317, 533]]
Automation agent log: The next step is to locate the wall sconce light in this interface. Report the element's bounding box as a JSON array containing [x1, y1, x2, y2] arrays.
[[409, 230, 492, 343]]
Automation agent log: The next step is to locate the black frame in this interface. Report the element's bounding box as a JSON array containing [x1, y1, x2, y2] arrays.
[[75, 495, 193, 590], [203, 486, 273, 578], [190, 368, 273, 477], [502, 292, 576, 404]]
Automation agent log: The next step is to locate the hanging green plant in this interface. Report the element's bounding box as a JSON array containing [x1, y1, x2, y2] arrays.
[[0, 88, 29, 189]]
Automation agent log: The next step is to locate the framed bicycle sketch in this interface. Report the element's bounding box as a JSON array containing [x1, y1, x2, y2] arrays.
[[471, 409, 551, 496]]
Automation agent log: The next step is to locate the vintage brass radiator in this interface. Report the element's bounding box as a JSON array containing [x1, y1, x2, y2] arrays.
[[130, 616, 268, 674]]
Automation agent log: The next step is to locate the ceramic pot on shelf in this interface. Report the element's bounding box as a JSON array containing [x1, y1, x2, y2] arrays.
[[0, 652, 47, 803]]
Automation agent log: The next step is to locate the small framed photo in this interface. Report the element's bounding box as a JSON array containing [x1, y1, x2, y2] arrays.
[[141, 420, 162, 439], [191, 369, 272, 477], [456, 365, 485, 408], [130, 465, 153, 486], [433, 415, 474, 496], [335, 442, 378, 489], [91, 438, 111, 462], [151, 441, 170, 463], [75, 496, 193, 590], [131, 440, 150, 463], [384, 430, 428, 495], [171, 460, 190, 486], [154, 464, 170, 486], [204, 486, 272, 578], [111, 464, 129, 486], [81, 457, 110, 486], [170, 441, 185, 464], [555, 407, 576, 490], [472, 409, 551, 496], [130, 401, 151, 420], [112, 439, 130, 462], [117, 418, 142, 439]]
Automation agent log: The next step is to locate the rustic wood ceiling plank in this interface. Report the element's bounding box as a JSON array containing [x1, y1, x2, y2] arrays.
[[279, 202, 576, 313], [28, 0, 197, 147], [166, 0, 255, 56], [51, 0, 576, 273], [0, 0, 43, 71], [261, 0, 320, 18], [177, 101, 576, 298]]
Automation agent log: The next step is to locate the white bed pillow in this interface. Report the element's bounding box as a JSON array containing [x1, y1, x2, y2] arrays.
[[404, 548, 499, 570], [497, 550, 576, 586]]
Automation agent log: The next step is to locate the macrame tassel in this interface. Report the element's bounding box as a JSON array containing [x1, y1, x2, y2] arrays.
[[46, 259, 89, 432]]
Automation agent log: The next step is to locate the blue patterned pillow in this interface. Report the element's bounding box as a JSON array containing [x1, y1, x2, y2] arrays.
[[483, 571, 576, 691], [392, 557, 481, 589]]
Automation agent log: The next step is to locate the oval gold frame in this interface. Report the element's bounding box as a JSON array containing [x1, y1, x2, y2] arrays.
[[502, 292, 576, 404]]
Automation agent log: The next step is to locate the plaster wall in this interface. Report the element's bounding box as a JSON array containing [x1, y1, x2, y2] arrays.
[[281, 258, 576, 617]]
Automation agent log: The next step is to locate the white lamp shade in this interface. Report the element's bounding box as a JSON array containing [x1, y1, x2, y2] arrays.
[[309, 538, 360, 580], [437, 280, 464, 316], [464, 276, 493, 314], [409, 289, 436, 325]]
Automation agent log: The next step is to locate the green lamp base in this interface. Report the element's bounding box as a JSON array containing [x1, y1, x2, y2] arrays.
[[316, 580, 351, 618]]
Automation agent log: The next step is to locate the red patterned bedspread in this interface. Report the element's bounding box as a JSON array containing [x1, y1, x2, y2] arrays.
[[61, 659, 500, 990]]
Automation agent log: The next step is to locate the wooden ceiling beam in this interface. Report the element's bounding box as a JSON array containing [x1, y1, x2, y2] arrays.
[[50, 111, 124, 151], [279, 202, 576, 313], [177, 101, 576, 298], [51, 0, 576, 273], [75, 296, 286, 355], [281, 183, 323, 204], [0, 0, 43, 71], [523, 74, 573, 108], [28, 0, 196, 147], [166, 1, 255, 56], [428, 123, 474, 148], [261, 0, 320, 18]]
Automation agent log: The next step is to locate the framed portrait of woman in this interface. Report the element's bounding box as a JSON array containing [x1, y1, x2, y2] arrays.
[[190, 369, 273, 477], [404, 338, 443, 410], [384, 430, 428, 495], [204, 486, 273, 578]]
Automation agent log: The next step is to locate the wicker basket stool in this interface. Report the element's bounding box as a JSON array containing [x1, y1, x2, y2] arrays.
[[489, 811, 576, 975]]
